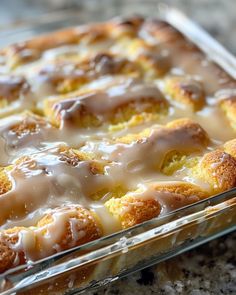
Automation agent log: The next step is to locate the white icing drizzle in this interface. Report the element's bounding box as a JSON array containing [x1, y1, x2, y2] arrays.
[[82, 120, 208, 177], [0, 18, 235, 269], [0, 147, 114, 226], [0, 113, 59, 165], [54, 79, 166, 128], [7, 205, 97, 261], [120, 182, 202, 215]]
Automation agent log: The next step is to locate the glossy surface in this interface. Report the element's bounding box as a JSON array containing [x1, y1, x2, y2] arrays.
[[0, 5, 234, 295]]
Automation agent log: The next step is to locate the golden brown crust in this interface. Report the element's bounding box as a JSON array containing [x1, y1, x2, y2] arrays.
[[1, 25, 109, 68], [196, 150, 236, 193], [8, 112, 52, 136], [0, 227, 26, 273], [0, 75, 30, 105], [44, 85, 168, 129], [110, 16, 144, 37], [13, 145, 105, 174], [151, 182, 208, 211], [105, 182, 207, 229], [0, 15, 235, 279], [165, 118, 209, 146], [0, 206, 102, 273], [164, 76, 205, 110], [223, 139, 236, 158], [37, 206, 102, 251], [105, 195, 161, 229], [0, 239, 17, 273], [137, 50, 171, 77], [219, 96, 236, 130], [118, 118, 209, 147], [37, 53, 142, 95], [0, 168, 12, 195], [111, 118, 210, 176], [0, 17, 145, 70], [140, 19, 183, 43], [150, 182, 208, 201]]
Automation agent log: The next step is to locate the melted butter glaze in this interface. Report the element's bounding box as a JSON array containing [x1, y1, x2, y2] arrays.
[[0, 17, 235, 268]]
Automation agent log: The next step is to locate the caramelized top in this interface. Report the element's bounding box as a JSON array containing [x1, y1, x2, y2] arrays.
[[0, 16, 235, 273]]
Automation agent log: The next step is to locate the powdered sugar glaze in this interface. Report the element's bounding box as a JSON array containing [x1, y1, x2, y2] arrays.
[[0, 17, 235, 265]]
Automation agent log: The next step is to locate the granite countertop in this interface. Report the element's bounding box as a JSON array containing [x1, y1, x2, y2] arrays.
[[0, 1, 236, 294]]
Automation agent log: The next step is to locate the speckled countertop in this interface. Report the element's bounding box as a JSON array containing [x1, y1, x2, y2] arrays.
[[0, 1, 236, 294]]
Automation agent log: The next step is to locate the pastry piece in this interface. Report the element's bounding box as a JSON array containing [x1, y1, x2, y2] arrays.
[[219, 95, 236, 130], [110, 118, 209, 173], [44, 79, 168, 129], [0, 227, 22, 274], [34, 52, 142, 95], [105, 182, 208, 229], [157, 137, 236, 194], [164, 76, 205, 110], [165, 140, 236, 194], [0, 75, 29, 105], [109, 16, 144, 38], [223, 139, 236, 158], [0, 205, 102, 273], [160, 152, 190, 176], [105, 193, 161, 229], [111, 35, 171, 78], [140, 19, 183, 44], [161, 137, 236, 193], [0, 16, 144, 70], [0, 168, 12, 195], [0, 24, 111, 69], [0, 15, 235, 288], [0, 111, 57, 165], [0, 75, 32, 118], [140, 19, 236, 93], [0, 146, 111, 225], [191, 150, 236, 193], [10, 115, 44, 136], [136, 49, 171, 78]]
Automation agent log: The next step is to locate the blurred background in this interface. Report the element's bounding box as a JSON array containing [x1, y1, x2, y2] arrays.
[[0, 0, 235, 54]]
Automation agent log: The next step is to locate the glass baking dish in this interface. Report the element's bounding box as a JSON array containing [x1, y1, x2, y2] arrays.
[[0, 2, 236, 294]]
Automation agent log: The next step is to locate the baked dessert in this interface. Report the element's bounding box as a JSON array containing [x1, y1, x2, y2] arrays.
[[0, 16, 236, 277]]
